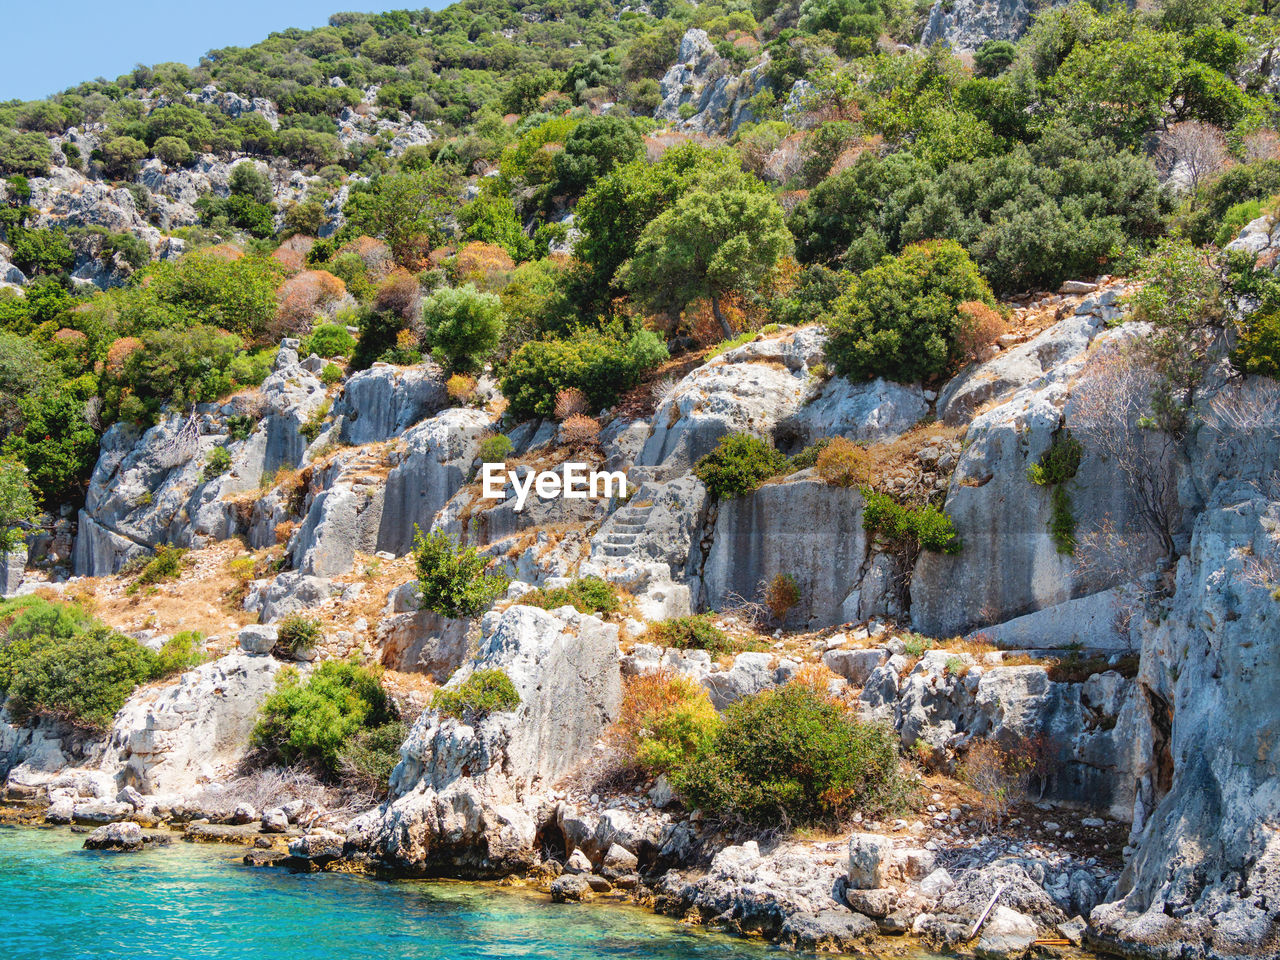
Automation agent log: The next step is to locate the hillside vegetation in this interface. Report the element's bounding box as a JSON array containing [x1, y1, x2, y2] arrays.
[[0, 0, 1276, 520]]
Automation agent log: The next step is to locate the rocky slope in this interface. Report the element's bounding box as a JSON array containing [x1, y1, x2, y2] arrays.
[[2, 240, 1276, 957]]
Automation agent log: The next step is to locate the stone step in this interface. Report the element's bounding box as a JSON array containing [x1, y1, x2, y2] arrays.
[[610, 523, 646, 534], [606, 532, 639, 545], [599, 543, 635, 557]]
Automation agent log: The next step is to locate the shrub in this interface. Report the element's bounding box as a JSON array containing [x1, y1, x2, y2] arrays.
[[203, 446, 231, 481], [1027, 430, 1083, 556], [3, 627, 160, 729], [153, 135, 193, 166], [902, 633, 934, 658], [1027, 430, 1083, 487], [955, 300, 1008, 364], [113, 325, 244, 422], [673, 683, 906, 828], [613, 671, 721, 775], [824, 241, 997, 384], [275, 270, 347, 338], [521, 575, 620, 614], [277, 614, 323, 656], [252, 660, 397, 776], [644, 614, 732, 655], [695, 432, 787, 499], [814, 436, 869, 488], [861, 491, 961, 555], [135, 546, 187, 585], [302, 323, 357, 358], [0, 457, 38, 551], [763, 572, 801, 621], [320, 363, 343, 385], [432, 668, 521, 721], [1235, 308, 1280, 378], [958, 740, 1037, 829], [226, 415, 257, 441], [476, 433, 512, 463], [554, 386, 589, 420], [499, 327, 668, 419], [560, 414, 601, 446], [153, 631, 207, 677], [299, 400, 331, 443], [787, 437, 832, 472], [414, 527, 510, 618], [337, 719, 408, 795], [421, 283, 506, 374], [446, 373, 477, 402]]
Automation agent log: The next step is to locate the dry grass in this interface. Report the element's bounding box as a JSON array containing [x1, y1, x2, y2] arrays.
[[861, 422, 967, 484]]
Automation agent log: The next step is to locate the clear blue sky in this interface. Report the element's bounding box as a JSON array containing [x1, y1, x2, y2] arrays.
[[1, 2, 439, 102]]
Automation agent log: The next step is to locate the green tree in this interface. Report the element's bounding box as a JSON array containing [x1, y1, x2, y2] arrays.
[[499, 326, 667, 419], [551, 115, 644, 198], [3, 381, 100, 507], [420, 283, 506, 374], [345, 169, 450, 265], [824, 240, 996, 383], [974, 39, 1018, 77], [229, 162, 273, 205], [1129, 238, 1224, 435], [622, 184, 793, 337], [0, 457, 37, 550], [99, 136, 148, 178], [0, 129, 53, 176]]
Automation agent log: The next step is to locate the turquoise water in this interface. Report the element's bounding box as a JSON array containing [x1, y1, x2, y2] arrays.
[[0, 826, 782, 960]]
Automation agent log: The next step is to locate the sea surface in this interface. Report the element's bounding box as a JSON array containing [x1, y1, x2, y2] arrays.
[[0, 825, 793, 960]]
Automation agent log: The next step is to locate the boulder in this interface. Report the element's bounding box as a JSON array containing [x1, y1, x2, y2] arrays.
[[976, 906, 1039, 959], [289, 831, 345, 861], [781, 911, 877, 951], [84, 821, 144, 851], [848, 833, 895, 889]]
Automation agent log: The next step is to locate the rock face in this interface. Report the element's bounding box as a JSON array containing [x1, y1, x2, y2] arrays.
[[921, 0, 1072, 50], [911, 323, 1171, 638], [351, 605, 622, 876], [1090, 483, 1280, 960], [103, 653, 284, 795], [862, 652, 1142, 820], [637, 328, 822, 471], [696, 475, 871, 629], [655, 29, 768, 135]]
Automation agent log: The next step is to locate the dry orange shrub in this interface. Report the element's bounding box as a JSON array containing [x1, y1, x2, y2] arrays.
[[106, 337, 143, 376], [275, 269, 347, 337], [955, 300, 1007, 363], [815, 437, 870, 488], [338, 236, 393, 277], [375, 268, 422, 323], [453, 242, 515, 292], [202, 244, 244, 262], [560, 414, 601, 446], [554, 387, 588, 420]]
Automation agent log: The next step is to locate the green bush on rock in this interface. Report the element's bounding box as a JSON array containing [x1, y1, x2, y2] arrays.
[[673, 682, 907, 828], [252, 660, 398, 776], [695, 432, 787, 500], [432, 668, 521, 721], [824, 240, 997, 384], [414, 527, 510, 618]]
